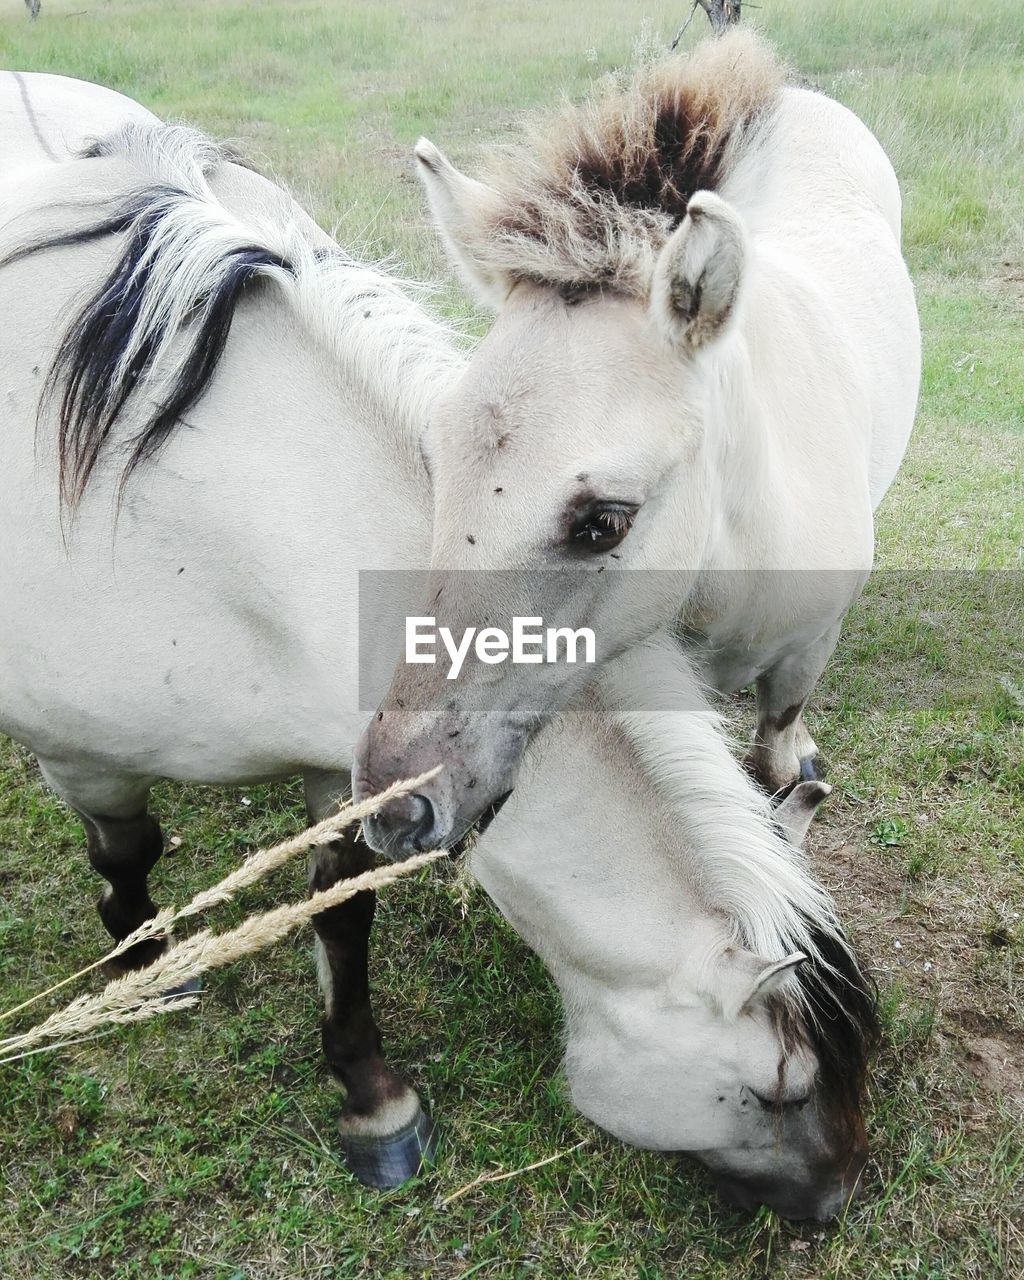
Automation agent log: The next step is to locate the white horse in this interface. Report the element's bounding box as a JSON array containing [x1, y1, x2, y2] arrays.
[[358, 30, 921, 856], [0, 75, 876, 1218], [474, 642, 877, 1220]]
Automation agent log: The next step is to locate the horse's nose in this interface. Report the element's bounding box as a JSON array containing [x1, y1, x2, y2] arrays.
[[713, 1149, 867, 1222], [362, 792, 436, 861]]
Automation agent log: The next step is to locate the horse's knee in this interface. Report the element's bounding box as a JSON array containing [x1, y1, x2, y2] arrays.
[[85, 811, 163, 880], [84, 812, 164, 962]]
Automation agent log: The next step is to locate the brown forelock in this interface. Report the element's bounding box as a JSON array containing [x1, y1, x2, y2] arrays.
[[475, 30, 785, 291], [770, 924, 880, 1140]]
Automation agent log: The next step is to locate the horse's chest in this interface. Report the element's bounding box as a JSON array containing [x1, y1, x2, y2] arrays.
[[678, 570, 857, 694]]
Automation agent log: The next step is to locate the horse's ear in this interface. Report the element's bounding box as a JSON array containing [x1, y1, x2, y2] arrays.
[[649, 191, 748, 350], [414, 138, 509, 306], [703, 947, 808, 1021], [774, 780, 832, 848]]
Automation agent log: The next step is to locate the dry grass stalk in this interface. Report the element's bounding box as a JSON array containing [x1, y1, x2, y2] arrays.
[[438, 1140, 589, 1206], [177, 765, 441, 919], [0, 769, 444, 1060], [0, 849, 446, 1062], [0, 767, 440, 1029]]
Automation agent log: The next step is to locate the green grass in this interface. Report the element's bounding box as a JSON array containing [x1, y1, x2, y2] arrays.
[[1, 1, 1023, 1276]]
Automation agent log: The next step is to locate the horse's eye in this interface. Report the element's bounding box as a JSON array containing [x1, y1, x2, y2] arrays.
[[750, 1089, 811, 1113], [568, 503, 637, 553]]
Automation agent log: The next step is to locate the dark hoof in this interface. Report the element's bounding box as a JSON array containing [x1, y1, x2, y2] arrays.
[[799, 756, 825, 781], [340, 1105, 437, 1189]]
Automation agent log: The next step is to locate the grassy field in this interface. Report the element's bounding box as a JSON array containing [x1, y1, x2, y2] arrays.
[[1, 1, 1022, 1276]]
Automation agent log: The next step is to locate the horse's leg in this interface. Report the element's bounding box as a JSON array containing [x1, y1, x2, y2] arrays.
[[304, 769, 435, 1188], [36, 759, 169, 972], [745, 622, 842, 796]]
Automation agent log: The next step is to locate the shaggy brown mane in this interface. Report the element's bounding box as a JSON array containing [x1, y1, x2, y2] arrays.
[[465, 30, 783, 298]]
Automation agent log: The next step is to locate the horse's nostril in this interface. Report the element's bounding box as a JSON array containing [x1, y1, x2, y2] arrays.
[[367, 792, 436, 859]]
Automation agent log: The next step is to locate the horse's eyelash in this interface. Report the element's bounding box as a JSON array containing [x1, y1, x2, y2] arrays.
[[597, 508, 633, 534]]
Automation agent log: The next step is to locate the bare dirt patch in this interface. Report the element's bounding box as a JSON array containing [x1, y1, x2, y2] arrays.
[[962, 1032, 1024, 1114], [812, 822, 1024, 1119]]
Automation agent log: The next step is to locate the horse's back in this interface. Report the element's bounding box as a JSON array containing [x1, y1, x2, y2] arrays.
[[0, 71, 158, 172], [731, 86, 920, 509], [755, 86, 903, 240]]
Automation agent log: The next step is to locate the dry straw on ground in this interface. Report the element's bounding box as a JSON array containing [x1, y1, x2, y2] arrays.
[[0, 769, 446, 1064]]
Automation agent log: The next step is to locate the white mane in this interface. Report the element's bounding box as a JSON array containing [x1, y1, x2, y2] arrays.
[[598, 635, 842, 963], [76, 121, 467, 448]]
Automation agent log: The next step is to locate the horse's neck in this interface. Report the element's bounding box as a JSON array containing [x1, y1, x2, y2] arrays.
[[478, 635, 820, 977], [206, 158, 466, 467], [157, 289, 435, 584], [471, 644, 730, 988], [693, 333, 785, 573]]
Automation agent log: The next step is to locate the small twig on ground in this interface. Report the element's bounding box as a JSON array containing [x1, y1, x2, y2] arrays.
[[439, 1140, 589, 1207]]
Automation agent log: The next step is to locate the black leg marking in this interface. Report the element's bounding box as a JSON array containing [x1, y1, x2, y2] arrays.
[[84, 811, 166, 971], [309, 825, 435, 1187]]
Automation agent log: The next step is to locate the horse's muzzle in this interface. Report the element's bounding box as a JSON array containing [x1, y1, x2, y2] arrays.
[[711, 1147, 867, 1222], [362, 792, 438, 860]]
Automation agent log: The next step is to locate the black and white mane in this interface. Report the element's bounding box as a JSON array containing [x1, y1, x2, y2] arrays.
[[4, 122, 461, 505]]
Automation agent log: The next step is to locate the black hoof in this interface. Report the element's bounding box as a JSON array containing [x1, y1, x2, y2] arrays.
[[340, 1104, 437, 1189]]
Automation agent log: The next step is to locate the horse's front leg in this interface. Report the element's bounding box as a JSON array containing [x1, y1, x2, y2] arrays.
[[745, 621, 842, 797], [305, 770, 436, 1188], [37, 759, 168, 972]]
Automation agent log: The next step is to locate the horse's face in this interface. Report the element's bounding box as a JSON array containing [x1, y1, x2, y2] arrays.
[[552, 783, 874, 1221], [564, 946, 868, 1221], [424, 285, 706, 583], [356, 287, 711, 854], [358, 142, 754, 855]]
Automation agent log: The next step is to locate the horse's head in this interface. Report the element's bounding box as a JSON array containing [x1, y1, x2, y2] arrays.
[[565, 785, 873, 1221], [355, 135, 751, 854], [471, 640, 879, 1223], [564, 913, 874, 1222]]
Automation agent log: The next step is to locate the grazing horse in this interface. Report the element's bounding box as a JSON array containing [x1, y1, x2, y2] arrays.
[[357, 31, 920, 856], [0, 75, 877, 1217], [474, 640, 878, 1220]]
